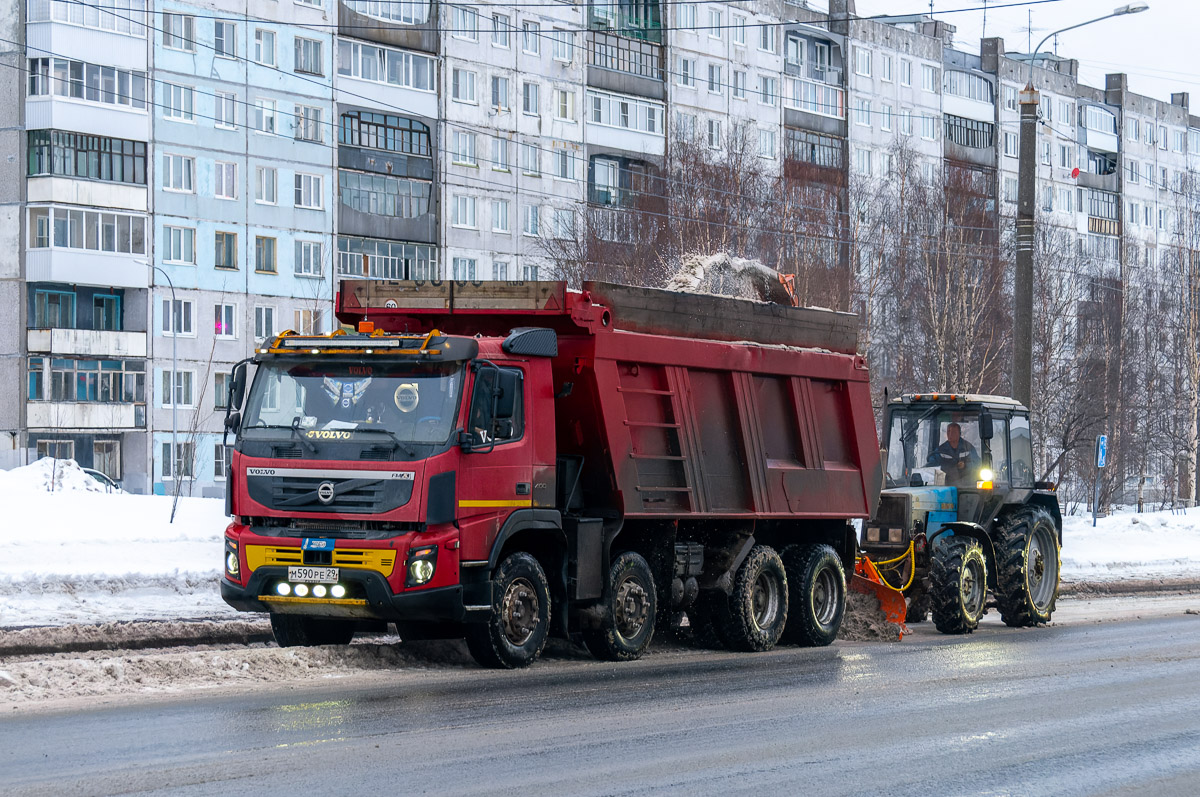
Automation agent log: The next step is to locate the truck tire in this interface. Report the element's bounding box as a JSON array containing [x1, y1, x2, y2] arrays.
[[270, 614, 355, 647], [582, 552, 658, 661], [929, 537, 987, 634], [993, 507, 1061, 627], [713, 545, 789, 652], [780, 544, 845, 647], [464, 552, 551, 669]]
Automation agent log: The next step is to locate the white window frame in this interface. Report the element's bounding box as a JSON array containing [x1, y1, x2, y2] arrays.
[[854, 47, 870, 77], [214, 161, 237, 200], [452, 67, 477, 104], [521, 142, 541, 176], [254, 99, 277, 135], [492, 136, 510, 171], [452, 6, 478, 41], [452, 194, 477, 229], [162, 13, 195, 53], [522, 21, 540, 55], [552, 29, 573, 62], [163, 83, 194, 122], [492, 199, 510, 233], [522, 204, 540, 236], [254, 305, 276, 341], [492, 13, 511, 48], [294, 241, 323, 277], [215, 21, 236, 59], [294, 37, 324, 76], [215, 91, 237, 129], [214, 303, 236, 338], [453, 130, 477, 166], [254, 29, 276, 66], [523, 81, 539, 115], [255, 166, 278, 205], [161, 297, 195, 336], [162, 153, 194, 193], [294, 172, 323, 209], [554, 89, 575, 121]]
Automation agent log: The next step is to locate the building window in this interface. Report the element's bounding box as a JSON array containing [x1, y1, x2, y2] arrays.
[[854, 47, 870, 77], [854, 99, 870, 127], [162, 441, 195, 480], [452, 6, 478, 40], [162, 154, 194, 192], [732, 71, 746, 100], [254, 29, 276, 65], [341, 0, 429, 22], [523, 82, 539, 115], [677, 57, 695, 88], [522, 265, 540, 281], [295, 241, 323, 277], [294, 173, 323, 209], [1058, 187, 1073, 214], [452, 68, 477, 104], [523, 205, 540, 236], [294, 309, 323, 335], [553, 207, 574, 239], [214, 161, 237, 199], [93, 294, 120, 331], [678, 3, 696, 27], [707, 119, 721, 149], [254, 99, 277, 134], [854, 147, 871, 176], [32, 290, 75, 328], [37, 440, 74, 460], [757, 128, 776, 159], [1003, 132, 1018, 158], [943, 70, 993, 103], [784, 129, 842, 169], [554, 89, 575, 120], [163, 226, 195, 264], [214, 303, 236, 338], [27, 58, 148, 110], [255, 236, 277, 273], [522, 21, 540, 54], [215, 21, 236, 58], [32, 358, 144, 403], [213, 443, 230, 480], [674, 111, 695, 141], [28, 206, 147, 255], [944, 115, 992, 148], [93, 440, 121, 480], [492, 136, 510, 171], [452, 257, 477, 280], [881, 54, 893, 82], [733, 14, 746, 45], [294, 37, 323, 75], [588, 90, 663, 134], [492, 261, 509, 279], [162, 13, 195, 52], [27, 131, 147, 185], [1004, 85, 1017, 111], [336, 41, 435, 92], [163, 83, 194, 121], [453, 130, 477, 165], [492, 76, 509, 110], [758, 76, 777, 106], [336, 237, 438, 280], [921, 64, 938, 92], [215, 91, 237, 129], [492, 13, 511, 47], [255, 306, 275, 340], [555, 149, 574, 180], [162, 298, 194, 335], [452, 195, 477, 228], [1003, 176, 1017, 203], [880, 105, 892, 132], [294, 105, 322, 142], [921, 115, 938, 141], [255, 166, 277, 204], [214, 231, 237, 269], [492, 199, 510, 233], [28, 0, 148, 37], [759, 25, 776, 53], [552, 29, 573, 61], [900, 59, 912, 86], [339, 111, 431, 156], [521, 143, 541, 176], [338, 170, 431, 218], [707, 8, 721, 38]]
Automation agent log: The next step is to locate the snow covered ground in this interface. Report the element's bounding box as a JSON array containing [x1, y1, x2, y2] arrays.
[[2, 459, 1200, 628]]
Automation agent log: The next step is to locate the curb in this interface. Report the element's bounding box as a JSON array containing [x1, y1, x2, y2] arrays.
[[0, 618, 272, 658]]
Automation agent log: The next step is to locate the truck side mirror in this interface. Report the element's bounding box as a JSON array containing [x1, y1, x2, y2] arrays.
[[224, 411, 241, 434], [495, 369, 521, 419], [979, 408, 993, 440], [231, 362, 248, 411]]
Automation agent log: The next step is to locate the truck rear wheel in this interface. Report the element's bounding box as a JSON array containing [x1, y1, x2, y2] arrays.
[[270, 614, 356, 647], [930, 537, 987, 634], [582, 552, 658, 661], [994, 508, 1060, 627], [714, 545, 789, 652], [780, 544, 845, 647], [464, 552, 551, 669]]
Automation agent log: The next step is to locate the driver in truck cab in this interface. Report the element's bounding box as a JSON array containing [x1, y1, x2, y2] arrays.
[[928, 422, 979, 486]]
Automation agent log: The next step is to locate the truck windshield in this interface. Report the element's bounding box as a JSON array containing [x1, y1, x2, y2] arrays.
[[885, 407, 983, 488], [242, 360, 464, 445]]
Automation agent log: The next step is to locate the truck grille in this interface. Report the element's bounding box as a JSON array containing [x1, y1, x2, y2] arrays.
[[246, 471, 415, 514]]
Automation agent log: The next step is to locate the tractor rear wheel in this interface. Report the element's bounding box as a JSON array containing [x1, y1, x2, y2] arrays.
[[712, 545, 789, 652], [781, 544, 846, 647], [929, 537, 987, 634], [582, 552, 658, 661], [994, 508, 1061, 627]]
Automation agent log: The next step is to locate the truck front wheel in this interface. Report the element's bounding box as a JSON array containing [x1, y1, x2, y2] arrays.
[[929, 537, 987, 634], [270, 614, 356, 647], [994, 508, 1061, 627], [714, 545, 789, 652], [582, 552, 658, 662], [465, 552, 551, 669], [781, 544, 846, 647]]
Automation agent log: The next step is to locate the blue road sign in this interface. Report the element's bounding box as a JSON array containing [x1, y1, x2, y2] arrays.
[[1096, 435, 1108, 469]]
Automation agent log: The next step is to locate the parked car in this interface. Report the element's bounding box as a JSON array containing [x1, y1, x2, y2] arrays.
[[82, 468, 121, 493]]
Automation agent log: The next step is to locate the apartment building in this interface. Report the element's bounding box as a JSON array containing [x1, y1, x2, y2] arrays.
[[3, 0, 1199, 497]]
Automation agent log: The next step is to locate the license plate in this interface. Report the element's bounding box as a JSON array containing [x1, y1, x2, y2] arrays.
[[288, 566, 339, 584]]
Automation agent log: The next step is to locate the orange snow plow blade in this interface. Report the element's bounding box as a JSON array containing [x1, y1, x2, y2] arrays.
[[851, 554, 910, 639]]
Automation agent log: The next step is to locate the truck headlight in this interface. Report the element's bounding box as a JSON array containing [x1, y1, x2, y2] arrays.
[[225, 539, 239, 578], [406, 545, 438, 587]]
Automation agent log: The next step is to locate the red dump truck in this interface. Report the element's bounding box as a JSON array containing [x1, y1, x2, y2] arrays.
[[220, 281, 884, 668]]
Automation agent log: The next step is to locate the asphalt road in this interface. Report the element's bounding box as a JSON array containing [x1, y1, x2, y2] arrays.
[[3, 600, 1199, 797]]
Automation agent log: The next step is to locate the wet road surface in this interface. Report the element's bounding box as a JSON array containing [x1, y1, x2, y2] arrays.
[[3, 601, 1199, 796]]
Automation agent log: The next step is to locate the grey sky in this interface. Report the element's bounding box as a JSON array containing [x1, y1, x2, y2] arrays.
[[845, 0, 1198, 110]]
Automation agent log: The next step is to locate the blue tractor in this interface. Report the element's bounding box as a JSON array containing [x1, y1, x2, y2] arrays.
[[861, 394, 1062, 633]]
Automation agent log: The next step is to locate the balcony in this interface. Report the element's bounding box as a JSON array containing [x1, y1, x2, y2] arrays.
[[800, 62, 842, 86], [27, 328, 147, 358], [588, 5, 662, 44], [26, 248, 149, 289], [784, 77, 845, 120], [587, 31, 665, 101], [27, 401, 145, 430]]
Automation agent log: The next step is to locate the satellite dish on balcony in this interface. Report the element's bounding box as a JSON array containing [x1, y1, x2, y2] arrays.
[[1071, 167, 1081, 179]]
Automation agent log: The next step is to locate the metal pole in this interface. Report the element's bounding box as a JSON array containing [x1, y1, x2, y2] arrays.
[[153, 265, 178, 523]]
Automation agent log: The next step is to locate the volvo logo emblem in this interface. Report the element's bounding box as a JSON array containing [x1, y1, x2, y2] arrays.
[[317, 482, 336, 504]]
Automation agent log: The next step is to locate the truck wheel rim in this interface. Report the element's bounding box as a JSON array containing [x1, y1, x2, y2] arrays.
[[1028, 526, 1059, 610], [614, 574, 650, 640], [501, 577, 539, 646], [813, 566, 839, 627], [751, 572, 781, 630], [961, 556, 985, 618]]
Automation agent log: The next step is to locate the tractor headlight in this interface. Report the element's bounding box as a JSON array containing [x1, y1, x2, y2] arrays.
[[977, 468, 995, 490], [406, 545, 438, 587]]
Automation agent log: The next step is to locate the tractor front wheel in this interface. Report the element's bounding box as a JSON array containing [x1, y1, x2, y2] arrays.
[[929, 537, 987, 634]]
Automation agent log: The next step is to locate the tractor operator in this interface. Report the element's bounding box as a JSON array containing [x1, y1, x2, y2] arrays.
[[929, 422, 979, 487]]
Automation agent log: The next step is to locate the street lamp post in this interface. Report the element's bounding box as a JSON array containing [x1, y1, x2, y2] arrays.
[[1012, 2, 1149, 409], [152, 264, 179, 522]]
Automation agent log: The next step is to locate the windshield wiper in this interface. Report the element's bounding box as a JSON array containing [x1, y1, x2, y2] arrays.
[[354, 427, 416, 457], [290, 416, 318, 453]]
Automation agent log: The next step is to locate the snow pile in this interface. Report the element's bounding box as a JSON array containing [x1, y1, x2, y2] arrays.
[[0, 481, 232, 628], [1061, 509, 1200, 582], [0, 457, 115, 494], [665, 253, 796, 305]]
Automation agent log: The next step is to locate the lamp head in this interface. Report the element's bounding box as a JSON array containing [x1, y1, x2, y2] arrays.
[[1113, 2, 1149, 14]]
